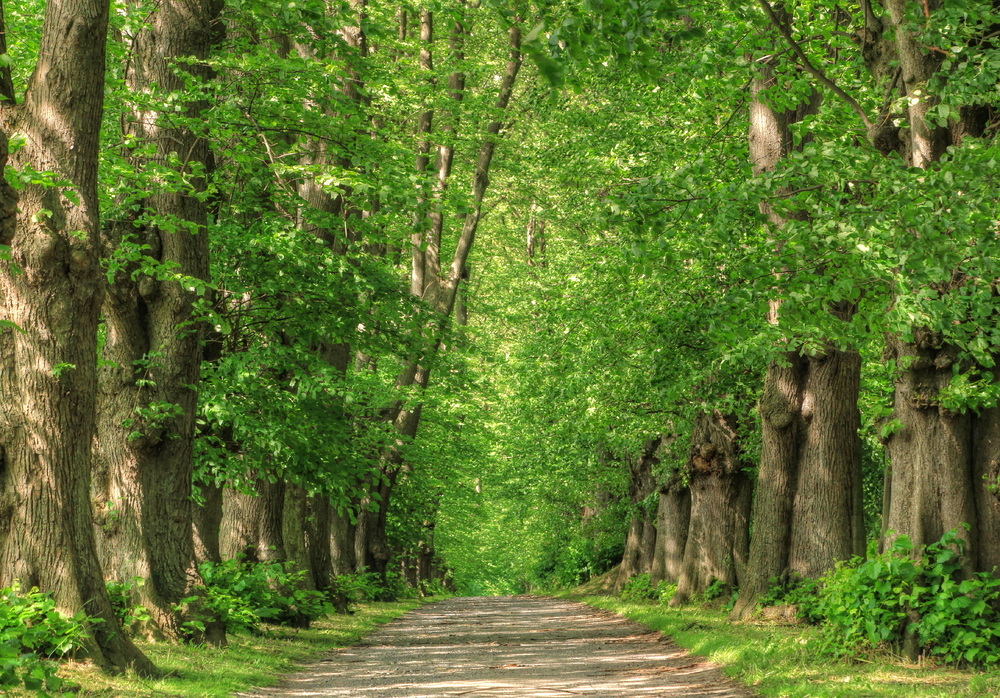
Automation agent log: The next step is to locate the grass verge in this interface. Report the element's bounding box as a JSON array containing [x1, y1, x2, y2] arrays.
[[43, 599, 431, 697], [567, 595, 1000, 698]]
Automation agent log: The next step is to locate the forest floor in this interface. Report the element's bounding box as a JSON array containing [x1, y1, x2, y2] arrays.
[[237, 595, 755, 697]]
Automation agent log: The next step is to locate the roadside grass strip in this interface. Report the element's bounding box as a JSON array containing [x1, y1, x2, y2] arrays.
[[573, 596, 1000, 698]]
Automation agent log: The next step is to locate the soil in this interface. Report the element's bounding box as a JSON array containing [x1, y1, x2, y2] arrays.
[[239, 595, 757, 697]]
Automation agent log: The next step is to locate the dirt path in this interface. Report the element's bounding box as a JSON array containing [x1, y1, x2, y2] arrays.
[[239, 596, 756, 697]]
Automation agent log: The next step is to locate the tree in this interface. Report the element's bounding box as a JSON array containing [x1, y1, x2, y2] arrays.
[[93, 0, 226, 644], [0, 0, 154, 674]]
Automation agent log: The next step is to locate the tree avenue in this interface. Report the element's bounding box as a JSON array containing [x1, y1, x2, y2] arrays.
[[0, 0, 997, 685]]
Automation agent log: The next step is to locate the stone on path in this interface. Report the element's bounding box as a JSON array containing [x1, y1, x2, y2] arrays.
[[241, 595, 757, 697]]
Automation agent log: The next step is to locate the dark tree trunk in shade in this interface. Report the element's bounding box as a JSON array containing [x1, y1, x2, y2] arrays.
[[194, 482, 225, 565], [306, 494, 334, 594], [282, 484, 317, 590], [672, 412, 752, 606], [650, 477, 691, 585], [615, 437, 662, 589], [331, 504, 358, 576], [0, 0, 154, 674], [221, 476, 287, 562], [973, 406, 1000, 573]]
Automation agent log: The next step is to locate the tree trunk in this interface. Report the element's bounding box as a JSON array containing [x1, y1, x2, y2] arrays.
[[0, 0, 154, 674], [92, 0, 224, 644], [672, 412, 752, 606], [615, 437, 661, 588], [306, 494, 333, 594], [650, 477, 690, 585], [330, 504, 358, 576], [876, 1, 992, 574], [884, 333, 976, 575], [221, 476, 286, 562], [788, 348, 865, 577], [194, 482, 224, 565], [973, 406, 1000, 573], [282, 484, 317, 590], [732, 356, 803, 619], [731, 34, 861, 617]]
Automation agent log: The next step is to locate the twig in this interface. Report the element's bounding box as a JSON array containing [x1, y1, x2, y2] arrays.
[[757, 0, 873, 130]]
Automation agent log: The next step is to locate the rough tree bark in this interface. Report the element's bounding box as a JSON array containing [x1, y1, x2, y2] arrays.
[[615, 437, 662, 589], [649, 474, 690, 585], [875, 0, 998, 575], [731, 22, 862, 617], [671, 412, 752, 606], [0, 0, 154, 674], [92, 0, 225, 644]]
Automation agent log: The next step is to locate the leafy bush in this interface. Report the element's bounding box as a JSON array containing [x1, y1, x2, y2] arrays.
[[0, 583, 90, 694], [621, 574, 658, 601], [197, 558, 332, 633], [759, 574, 824, 623], [817, 529, 1000, 665], [106, 577, 152, 630], [655, 581, 677, 605], [330, 571, 385, 604], [419, 578, 450, 597]]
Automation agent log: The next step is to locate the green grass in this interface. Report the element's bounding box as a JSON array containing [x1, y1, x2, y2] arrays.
[[567, 595, 1000, 698], [43, 599, 430, 697]]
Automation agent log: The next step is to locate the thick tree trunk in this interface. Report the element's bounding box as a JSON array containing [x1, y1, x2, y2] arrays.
[[330, 504, 358, 576], [221, 476, 287, 562], [615, 438, 662, 588], [731, 38, 861, 617], [194, 482, 224, 565], [789, 348, 865, 577], [92, 0, 223, 644], [650, 478, 690, 585], [875, 2, 992, 574], [672, 412, 752, 606], [733, 356, 803, 619], [0, 0, 154, 674], [884, 333, 977, 575]]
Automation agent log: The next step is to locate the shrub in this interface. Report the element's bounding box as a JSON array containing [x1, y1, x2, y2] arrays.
[[330, 571, 384, 604], [197, 558, 332, 633], [621, 574, 657, 601], [817, 529, 1000, 666], [758, 574, 824, 623], [0, 583, 91, 694], [655, 581, 677, 605], [106, 577, 152, 631]]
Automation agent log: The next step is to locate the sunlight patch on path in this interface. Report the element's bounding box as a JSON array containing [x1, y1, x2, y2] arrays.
[[240, 596, 756, 697]]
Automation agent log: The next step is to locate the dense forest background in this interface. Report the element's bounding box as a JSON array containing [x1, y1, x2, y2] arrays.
[[0, 0, 999, 681]]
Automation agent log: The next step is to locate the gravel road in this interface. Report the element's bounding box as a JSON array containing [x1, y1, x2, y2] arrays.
[[239, 595, 757, 697]]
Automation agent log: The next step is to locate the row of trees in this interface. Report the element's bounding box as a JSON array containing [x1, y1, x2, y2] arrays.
[[0, 0, 537, 675], [3, 0, 999, 677], [433, 0, 1000, 631]]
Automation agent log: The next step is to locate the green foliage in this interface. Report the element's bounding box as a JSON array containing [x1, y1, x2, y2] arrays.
[[196, 559, 332, 634], [758, 574, 825, 624], [620, 574, 657, 602], [816, 530, 1000, 666], [331, 571, 417, 605], [0, 584, 90, 695], [106, 577, 152, 630]]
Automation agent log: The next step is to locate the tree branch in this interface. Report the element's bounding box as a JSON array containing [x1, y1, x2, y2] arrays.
[[757, 0, 872, 130]]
